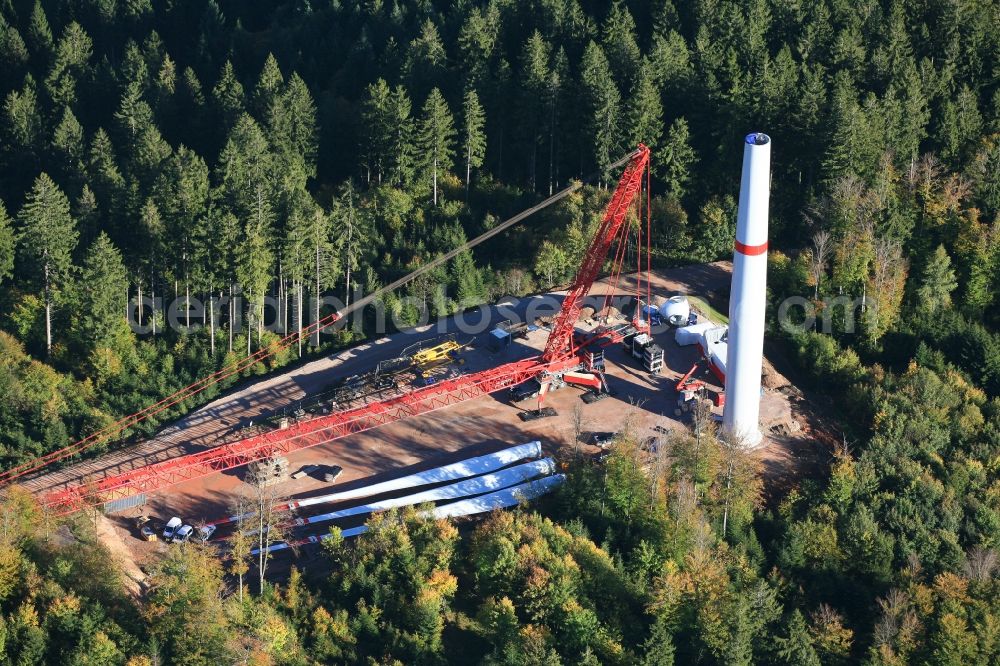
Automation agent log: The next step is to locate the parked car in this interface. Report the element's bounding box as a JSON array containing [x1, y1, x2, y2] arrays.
[[193, 525, 217, 542], [162, 517, 182, 541], [323, 465, 344, 483], [139, 524, 158, 541], [173, 525, 194, 543]]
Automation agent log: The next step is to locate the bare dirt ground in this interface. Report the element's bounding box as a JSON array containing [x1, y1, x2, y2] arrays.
[[21, 261, 837, 575]]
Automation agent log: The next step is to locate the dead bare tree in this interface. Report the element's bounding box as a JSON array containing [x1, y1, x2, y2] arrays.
[[228, 494, 252, 602], [810, 230, 832, 299], [718, 432, 744, 537], [691, 397, 715, 472], [963, 547, 998, 582], [866, 237, 907, 343], [244, 463, 292, 592], [570, 403, 586, 458], [649, 421, 671, 507]]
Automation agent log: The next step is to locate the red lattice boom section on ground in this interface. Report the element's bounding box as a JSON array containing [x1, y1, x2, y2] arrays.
[[42, 358, 545, 514]]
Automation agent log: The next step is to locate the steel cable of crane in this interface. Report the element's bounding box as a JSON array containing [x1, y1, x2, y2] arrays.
[[7, 150, 643, 486], [646, 163, 652, 318], [600, 219, 632, 321]]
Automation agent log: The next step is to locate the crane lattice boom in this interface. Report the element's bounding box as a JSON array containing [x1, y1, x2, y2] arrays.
[[542, 144, 650, 362]]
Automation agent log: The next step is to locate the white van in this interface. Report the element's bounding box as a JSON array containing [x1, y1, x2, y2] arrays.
[[162, 517, 182, 541]]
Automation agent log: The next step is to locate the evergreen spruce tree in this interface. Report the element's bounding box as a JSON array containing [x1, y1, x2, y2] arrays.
[[120, 39, 148, 91], [270, 73, 318, 181], [253, 53, 284, 119], [0, 200, 13, 283], [26, 1, 53, 58], [44, 22, 93, 109], [545, 47, 569, 194], [388, 85, 416, 188], [648, 29, 691, 94], [916, 245, 958, 314], [212, 60, 245, 129], [659, 118, 696, 198], [218, 116, 275, 350], [627, 60, 664, 152], [602, 1, 642, 88], [451, 245, 485, 306], [3, 75, 42, 163], [405, 19, 447, 99], [330, 181, 369, 313], [416, 88, 456, 206], [653, 0, 680, 36], [217, 114, 274, 223], [153, 53, 177, 123], [773, 610, 821, 666], [938, 85, 982, 165], [181, 66, 206, 108], [640, 615, 676, 666], [236, 210, 274, 352], [953, 217, 994, 316], [461, 89, 486, 194], [52, 107, 86, 193], [456, 7, 497, 89], [0, 18, 29, 81], [114, 79, 154, 145], [155, 54, 177, 97], [285, 202, 335, 348], [154, 145, 210, 325], [580, 41, 621, 180], [520, 31, 550, 191], [87, 127, 125, 226], [73, 232, 130, 355], [16, 173, 78, 355], [361, 78, 392, 184], [73, 185, 99, 248], [975, 142, 1000, 215]]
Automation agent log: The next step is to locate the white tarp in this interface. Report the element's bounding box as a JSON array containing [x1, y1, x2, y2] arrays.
[[254, 474, 565, 555], [674, 322, 714, 346], [701, 326, 729, 379], [702, 325, 728, 348], [294, 458, 556, 526], [710, 343, 728, 379]]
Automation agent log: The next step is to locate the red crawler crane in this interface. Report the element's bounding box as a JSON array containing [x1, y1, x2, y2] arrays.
[[39, 145, 652, 514], [541, 148, 650, 364]]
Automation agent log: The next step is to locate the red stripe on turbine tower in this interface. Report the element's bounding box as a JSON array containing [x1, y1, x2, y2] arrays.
[[734, 240, 768, 256]]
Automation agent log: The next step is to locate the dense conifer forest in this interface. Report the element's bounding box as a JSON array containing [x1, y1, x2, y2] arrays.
[[0, 0, 998, 664]]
